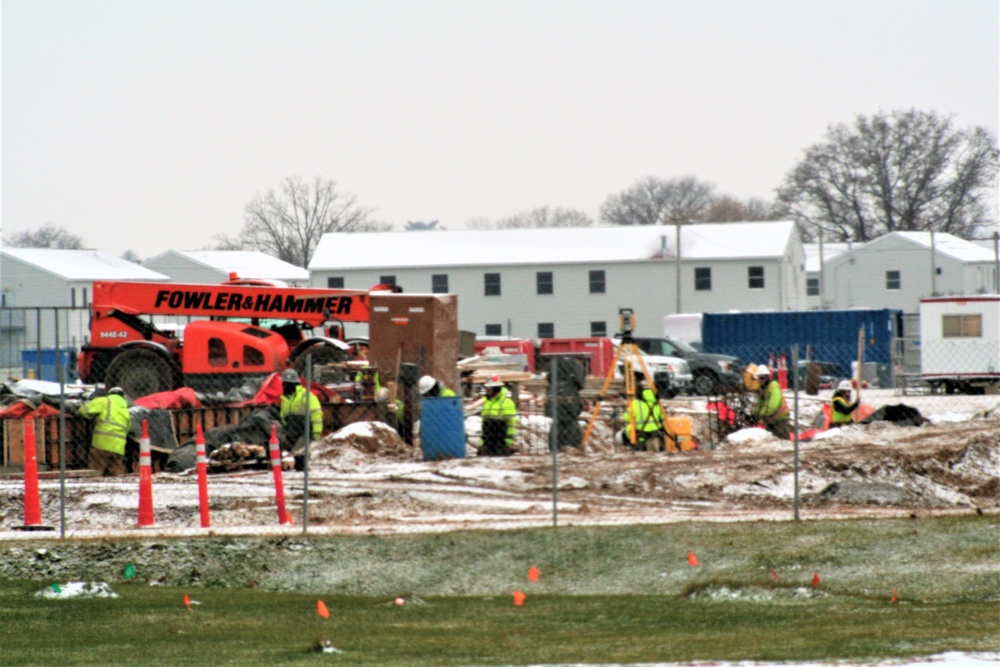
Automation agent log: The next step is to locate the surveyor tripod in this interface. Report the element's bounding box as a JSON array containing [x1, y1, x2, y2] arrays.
[[581, 308, 660, 448]]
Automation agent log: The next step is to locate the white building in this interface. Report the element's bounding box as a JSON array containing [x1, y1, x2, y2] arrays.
[[824, 232, 999, 315], [0, 248, 167, 374], [803, 242, 852, 310], [309, 222, 806, 339], [142, 250, 309, 286]]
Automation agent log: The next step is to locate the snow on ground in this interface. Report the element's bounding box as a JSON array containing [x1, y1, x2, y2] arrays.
[[1, 388, 997, 540]]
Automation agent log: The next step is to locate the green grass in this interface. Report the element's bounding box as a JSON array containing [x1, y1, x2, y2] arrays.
[[0, 515, 997, 665]]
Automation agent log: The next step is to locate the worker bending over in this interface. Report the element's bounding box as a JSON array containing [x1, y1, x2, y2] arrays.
[[418, 375, 456, 398], [480, 376, 516, 456], [830, 380, 860, 427], [750, 364, 791, 440], [79, 386, 131, 477], [280, 368, 322, 450]]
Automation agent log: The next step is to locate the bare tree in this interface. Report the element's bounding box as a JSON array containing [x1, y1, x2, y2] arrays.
[[464, 217, 494, 230], [496, 206, 593, 229], [120, 249, 142, 263], [600, 176, 715, 226], [215, 176, 389, 267], [776, 109, 999, 242], [698, 195, 782, 222], [5, 224, 86, 249]]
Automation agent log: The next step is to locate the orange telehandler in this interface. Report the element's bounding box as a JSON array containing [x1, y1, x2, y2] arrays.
[[79, 278, 373, 398]]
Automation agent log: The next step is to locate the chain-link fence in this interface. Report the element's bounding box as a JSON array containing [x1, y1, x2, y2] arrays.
[[3, 320, 998, 538]]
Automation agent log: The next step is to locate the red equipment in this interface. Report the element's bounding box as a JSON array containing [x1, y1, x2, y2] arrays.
[[79, 279, 373, 398]]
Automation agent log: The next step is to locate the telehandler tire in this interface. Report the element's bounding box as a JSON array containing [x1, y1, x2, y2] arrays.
[[105, 348, 177, 399]]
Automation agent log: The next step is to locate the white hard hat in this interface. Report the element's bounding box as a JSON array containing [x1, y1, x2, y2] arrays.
[[837, 380, 853, 392], [418, 375, 436, 395], [484, 375, 504, 388], [281, 368, 300, 383], [755, 364, 771, 377], [107, 386, 125, 396]]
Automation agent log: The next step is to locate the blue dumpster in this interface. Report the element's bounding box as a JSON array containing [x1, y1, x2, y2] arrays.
[[420, 396, 466, 461], [20, 348, 75, 382]]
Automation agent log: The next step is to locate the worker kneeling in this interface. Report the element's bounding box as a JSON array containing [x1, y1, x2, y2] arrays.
[[279, 368, 322, 467], [79, 386, 132, 476], [747, 364, 791, 440], [616, 374, 666, 452], [829, 380, 860, 428]]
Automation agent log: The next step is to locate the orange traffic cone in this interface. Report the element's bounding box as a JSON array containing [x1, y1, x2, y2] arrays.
[[137, 419, 155, 527], [15, 419, 52, 532]]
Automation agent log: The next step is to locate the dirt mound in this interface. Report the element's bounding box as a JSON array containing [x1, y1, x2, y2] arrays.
[[312, 421, 412, 461]]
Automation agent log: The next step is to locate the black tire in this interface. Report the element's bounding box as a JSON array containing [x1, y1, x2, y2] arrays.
[[105, 348, 177, 399], [692, 371, 718, 396], [292, 343, 349, 381]]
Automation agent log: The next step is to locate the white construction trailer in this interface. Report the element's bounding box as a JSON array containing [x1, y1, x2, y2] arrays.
[[919, 295, 1000, 393]]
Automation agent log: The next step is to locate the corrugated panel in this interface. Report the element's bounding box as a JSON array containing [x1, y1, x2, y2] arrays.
[[702, 309, 902, 377]]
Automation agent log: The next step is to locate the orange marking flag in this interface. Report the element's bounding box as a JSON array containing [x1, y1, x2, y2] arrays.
[[527, 567, 540, 582], [512, 591, 526, 607], [317, 600, 330, 618], [812, 572, 821, 588], [687, 552, 699, 566], [183, 593, 192, 611]]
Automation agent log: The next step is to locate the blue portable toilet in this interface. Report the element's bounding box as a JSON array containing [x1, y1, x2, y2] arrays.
[[420, 396, 466, 461]]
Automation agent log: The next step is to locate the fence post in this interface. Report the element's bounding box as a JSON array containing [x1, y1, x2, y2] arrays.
[[792, 344, 800, 522]]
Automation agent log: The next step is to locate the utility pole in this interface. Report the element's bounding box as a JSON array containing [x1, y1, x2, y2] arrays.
[[993, 231, 999, 294], [675, 221, 682, 314], [930, 231, 938, 296], [818, 229, 825, 309]]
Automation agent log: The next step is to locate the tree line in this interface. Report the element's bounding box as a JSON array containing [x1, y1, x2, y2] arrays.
[[6, 109, 997, 267]]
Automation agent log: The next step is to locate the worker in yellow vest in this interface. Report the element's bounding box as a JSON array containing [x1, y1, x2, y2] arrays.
[[279, 368, 323, 449], [418, 375, 456, 398], [830, 380, 860, 427], [480, 376, 516, 456], [79, 386, 131, 476], [750, 364, 791, 439]]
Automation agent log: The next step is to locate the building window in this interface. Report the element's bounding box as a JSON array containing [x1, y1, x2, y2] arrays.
[[748, 266, 764, 289], [379, 275, 396, 287], [431, 274, 449, 293], [886, 270, 901, 290], [537, 271, 553, 295], [806, 278, 820, 296], [485, 323, 502, 336], [70, 288, 77, 308], [538, 322, 555, 339], [590, 321, 607, 337], [485, 273, 501, 296], [943, 314, 982, 338], [695, 267, 712, 291], [83, 288, 88, 307], [327, 277, 345, 288], [589, 270, 606, 294]]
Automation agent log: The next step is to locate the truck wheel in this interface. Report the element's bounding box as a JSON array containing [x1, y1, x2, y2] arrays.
[[292, 344, 348, 381], [692, 371, 718, 396], [105, 348, 176, 399]]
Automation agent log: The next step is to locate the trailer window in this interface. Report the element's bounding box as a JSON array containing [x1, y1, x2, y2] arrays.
[[886, 271, 901, 290], [538, 322, 555, 339], [208, 337, 229, 367], [590, 321, 607, 337], [942, 314, 982, 338], [748, 266, 764, 289], [243, 346, 265, 366]]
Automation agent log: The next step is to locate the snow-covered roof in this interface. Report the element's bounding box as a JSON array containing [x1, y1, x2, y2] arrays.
[[309, 221, 798, 270], [1, 248, 168, 281], [884, 232, 996, 263], [803, 242, 853, 272], [144, 250, 309, 281]]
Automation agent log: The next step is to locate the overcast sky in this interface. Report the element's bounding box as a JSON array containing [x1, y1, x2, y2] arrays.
[[2, 0, 997, 259]]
